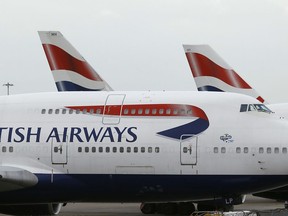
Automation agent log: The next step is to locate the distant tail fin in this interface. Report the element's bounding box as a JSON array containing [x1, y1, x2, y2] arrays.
[[38, 31, 113, 91], [183, 45, 265, 103]]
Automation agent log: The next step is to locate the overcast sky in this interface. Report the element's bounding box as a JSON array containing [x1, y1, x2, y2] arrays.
[[0, 0, 288, 103]]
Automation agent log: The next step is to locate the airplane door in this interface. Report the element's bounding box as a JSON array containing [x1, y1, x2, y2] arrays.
[[103, 94, 126, 125], [51, 136, 68, 164], [180, 135, 197, 165]]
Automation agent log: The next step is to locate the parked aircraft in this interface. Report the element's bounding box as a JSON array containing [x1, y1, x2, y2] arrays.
[[36, 32, 288, 214], [38, 31, 246, 212], [1, 90, 288, 215], [183, 44, 288, 202]]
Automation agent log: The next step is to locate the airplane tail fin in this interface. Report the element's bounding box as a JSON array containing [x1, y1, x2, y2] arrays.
[[38, 31, 113, 91], [183, 45, 266, 103]]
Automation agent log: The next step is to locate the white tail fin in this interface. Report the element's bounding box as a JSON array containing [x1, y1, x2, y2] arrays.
[[38, 31, 113, 91], [183, 45, 266, 103]]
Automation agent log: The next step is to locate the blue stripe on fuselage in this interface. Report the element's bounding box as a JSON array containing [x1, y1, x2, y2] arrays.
[[0, 174, 287, 204]]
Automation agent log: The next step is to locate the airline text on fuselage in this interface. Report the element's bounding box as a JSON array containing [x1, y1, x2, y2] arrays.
[[0, 127, 138, 143]]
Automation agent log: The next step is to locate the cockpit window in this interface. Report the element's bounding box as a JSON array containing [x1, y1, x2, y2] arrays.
[[248, 104, 256, 111], [240, 104, 248, 112], [254, 104, 272, 113], [240, 104, 272, 113]]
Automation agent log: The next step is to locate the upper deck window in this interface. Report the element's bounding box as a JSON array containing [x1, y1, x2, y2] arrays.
[[240, 104, 272, 114]]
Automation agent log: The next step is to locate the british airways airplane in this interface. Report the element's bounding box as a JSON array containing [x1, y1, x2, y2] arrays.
[[183, 44, 288, 203], [1, 90, 288, 215], [37, 31, 251, 212], [34, 32, 288, 214]]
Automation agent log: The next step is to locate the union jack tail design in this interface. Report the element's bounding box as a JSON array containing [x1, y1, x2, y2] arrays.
[[38, 31, 113, 91], [183, 45, 266, 103]]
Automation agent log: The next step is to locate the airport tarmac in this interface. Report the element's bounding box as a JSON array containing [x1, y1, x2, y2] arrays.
[[57, 195, 285, 216], [0, 195, 285, 216]]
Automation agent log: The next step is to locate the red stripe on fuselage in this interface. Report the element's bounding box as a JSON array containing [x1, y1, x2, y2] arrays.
[[42, 44, 102, 81], [66, 104, 208, 120], [186, 52, 251, 89]]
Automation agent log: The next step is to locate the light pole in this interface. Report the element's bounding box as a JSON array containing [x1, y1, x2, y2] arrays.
[[3, 82, 14, 95]]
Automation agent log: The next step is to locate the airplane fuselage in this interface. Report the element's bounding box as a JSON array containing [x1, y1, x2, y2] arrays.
[[0, 91, 288, 204]]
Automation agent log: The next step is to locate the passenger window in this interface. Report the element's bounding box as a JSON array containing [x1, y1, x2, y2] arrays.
[[78, 147, 82, 153], [180, 109, 185, 115], [48, 109, 53, 114], [76, 109, 80, 114], [55, 109, 60, 114], [134, 147, 138, 153], [152, 109, 157, 115], [221, 147, 226, 153], [214, 147, 218, 153], [120, 147, 124, 153], [141, 147, 145, 153], [96, 109, 101, 114], [173, 109, 178, 115], [148, 147, 152, 153], [127, 147, 131, 153], [99, 147, 103, 153], [259, 147, 264, 154], [85, 147, 89, 153], [69, 109, 74, 114], [54, 147, 58, 153], [145, 109, 150, 114], [166, 109, 171, 115], [267, 147, 272, 154], [155, 147, 160, 153], [124, 109, 129, 115], [274, 147, 279, 154], [159, 109, 164, 115], [9, 147, 13, 152], [187, 110, 192, 115], [138, 109, 143, 114], [106, 147, 110, 153], [89, 109, 94, 114], [244, 147, 248, 153], [283, 147, 287, 154], [183, 147, 188, 153], [131, 109, 136, 115], [41, 109, 46, 114], [62, 109, 67, 114], [2, 146, 6, 153], [82, 109, 87, 114], [92, 147, 96, 153], [113, 147, 117, 153], [236, 147, 241, 153]]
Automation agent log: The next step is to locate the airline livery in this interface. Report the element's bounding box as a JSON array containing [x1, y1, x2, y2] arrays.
[[1, 33, 288, 216], [183, 45, 266, 103], [183, 44, 288, 203], [39, 31, 112, 91]]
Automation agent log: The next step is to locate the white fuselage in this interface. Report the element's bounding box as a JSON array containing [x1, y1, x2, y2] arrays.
[[0, 91, 288, 204]]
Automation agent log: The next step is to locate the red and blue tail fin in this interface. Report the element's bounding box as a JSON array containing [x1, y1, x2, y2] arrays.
[[38, 31, 113, 91], [183, 45, 266, 103]]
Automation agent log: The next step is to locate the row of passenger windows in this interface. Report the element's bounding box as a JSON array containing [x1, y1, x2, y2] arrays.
[[1, 146, 13, 153], [75, 146, 160, 154], [41, 108, 193, 115], [213, 147, 288, 154], [41, 109, 98, 115], [123, 108, 192, 115]]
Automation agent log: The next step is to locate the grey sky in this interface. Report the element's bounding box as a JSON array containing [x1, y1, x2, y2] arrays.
[[0, 0, 288, 103]]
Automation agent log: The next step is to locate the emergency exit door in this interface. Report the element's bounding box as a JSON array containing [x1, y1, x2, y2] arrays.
[[51, 136, 68, 164], [102, 94, 125, 125], [180, 135, 197, 165]]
